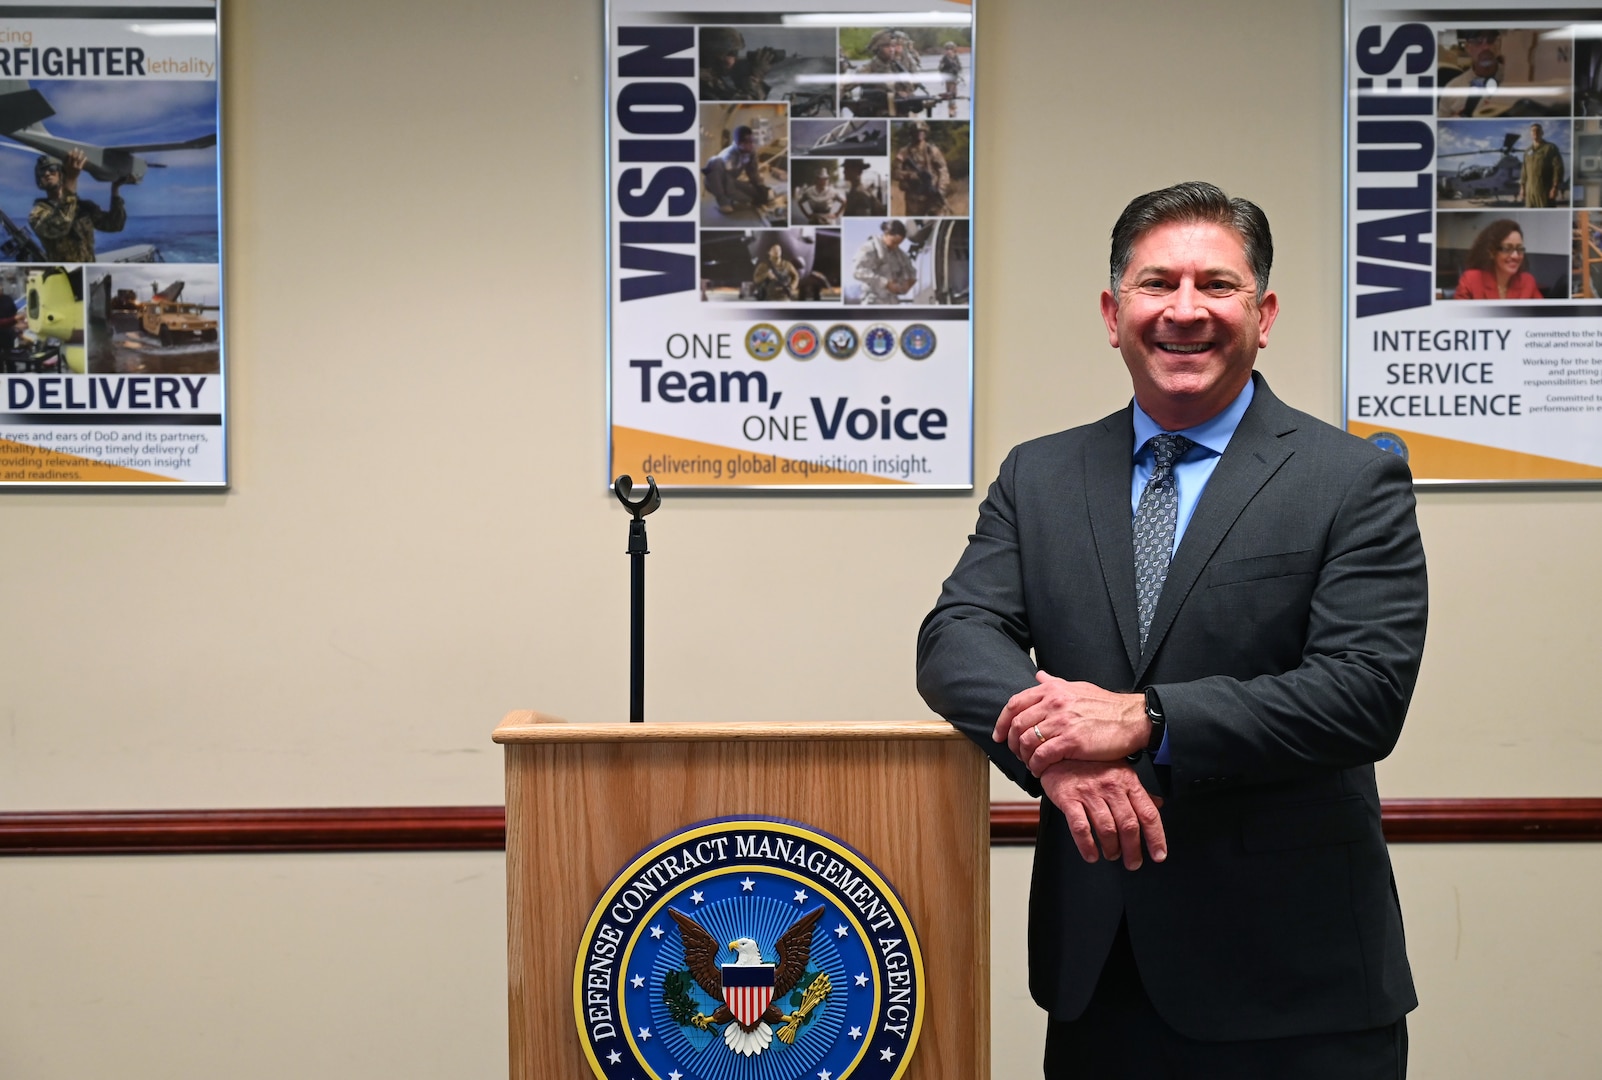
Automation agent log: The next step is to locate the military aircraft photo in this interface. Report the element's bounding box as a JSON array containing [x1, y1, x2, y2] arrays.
[[0, 79, 218, 264], [0, 79, 215, 183], [792, 118, 887, 158], [1437, 118, 1572, 207]]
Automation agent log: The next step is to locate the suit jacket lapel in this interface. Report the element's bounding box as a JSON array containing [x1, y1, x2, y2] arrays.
[[1134, 378, 1297, 683], [1083, 408, 1143, 675]]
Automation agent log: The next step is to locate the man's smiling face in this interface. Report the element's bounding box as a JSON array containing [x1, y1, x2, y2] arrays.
[[1100, 220, 1279, 430]]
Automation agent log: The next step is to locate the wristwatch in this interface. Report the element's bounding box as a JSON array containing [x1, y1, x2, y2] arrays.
[[1127, 686, 1166, 762], [1143, 686, 1166, 754]]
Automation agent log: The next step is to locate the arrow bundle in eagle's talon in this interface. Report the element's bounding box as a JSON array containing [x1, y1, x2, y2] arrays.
[[776, 972, 831, 1044]]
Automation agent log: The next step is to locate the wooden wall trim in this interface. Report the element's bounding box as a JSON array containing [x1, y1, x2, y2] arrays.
[[2, 799, 1599, 855], [989, 799, 1602, 845], [0, 807, 507, 855]]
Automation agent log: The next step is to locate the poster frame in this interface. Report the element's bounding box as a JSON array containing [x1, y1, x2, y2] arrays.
[[1342, 1, 1602, 488], [603, 0, 976, 493], [0, 0, 227, 492]]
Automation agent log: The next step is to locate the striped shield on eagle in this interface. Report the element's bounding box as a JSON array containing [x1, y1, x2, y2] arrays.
[[721, 962, 776, 1026], [668, 906, 826, 1057]]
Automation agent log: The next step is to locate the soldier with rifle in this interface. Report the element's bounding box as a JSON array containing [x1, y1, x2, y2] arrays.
[[939, 42, 964, 117], [847, 29, 922, 118], [751, 243, 800, 301], [699, 28, 780, 101], [895, 120, 951, 216]]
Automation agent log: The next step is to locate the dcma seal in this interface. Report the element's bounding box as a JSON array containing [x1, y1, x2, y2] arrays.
[[575, 817, 926, 1080]]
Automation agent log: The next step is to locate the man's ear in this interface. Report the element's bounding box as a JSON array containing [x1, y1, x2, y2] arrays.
[[1100, 290, 1121, 348], [1256, 290, 1280, 348]]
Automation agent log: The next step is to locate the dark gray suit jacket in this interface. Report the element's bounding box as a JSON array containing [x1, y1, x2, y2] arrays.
[[917, 374, 1426, 1041]]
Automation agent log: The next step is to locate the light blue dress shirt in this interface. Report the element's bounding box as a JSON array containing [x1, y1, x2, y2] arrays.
[[1129, 378, 1254, 763]]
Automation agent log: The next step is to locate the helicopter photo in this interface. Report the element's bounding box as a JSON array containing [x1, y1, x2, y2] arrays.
[[1436, 119, 1572, 207]]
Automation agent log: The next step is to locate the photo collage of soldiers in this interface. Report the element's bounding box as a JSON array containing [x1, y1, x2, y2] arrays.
[[0, 79, 220, 376], [1432, 28, 1602, 299], [697, 24, 972, 308]]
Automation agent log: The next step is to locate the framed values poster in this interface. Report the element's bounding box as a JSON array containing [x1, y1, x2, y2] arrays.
[[607, 0, 974, 490], [1345, 2, 1602, 483], [0, 0, 222, 488]]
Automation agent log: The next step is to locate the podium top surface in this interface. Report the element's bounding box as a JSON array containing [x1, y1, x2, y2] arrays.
[[493, 713, 965, 744]]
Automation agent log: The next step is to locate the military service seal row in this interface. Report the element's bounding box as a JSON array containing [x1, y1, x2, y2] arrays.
[[745, 323, 936, 362]]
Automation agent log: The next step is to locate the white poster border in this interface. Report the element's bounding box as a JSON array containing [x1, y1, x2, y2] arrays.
[[604, 0, 976, 492], [1343, 1, 1602, 487], [0, 0, 226, 491]]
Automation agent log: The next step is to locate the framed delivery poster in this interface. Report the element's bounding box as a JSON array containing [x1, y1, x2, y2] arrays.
[[607, 0, 974, 490], [1345, 2, 1602, 483], [0, 0, 222, 488]]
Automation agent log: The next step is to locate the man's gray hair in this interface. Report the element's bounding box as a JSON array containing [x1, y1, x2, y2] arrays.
[[1108, 181, 1273, 302]]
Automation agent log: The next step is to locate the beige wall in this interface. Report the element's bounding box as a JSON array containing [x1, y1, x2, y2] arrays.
[[1, 0, 1598, 1076]]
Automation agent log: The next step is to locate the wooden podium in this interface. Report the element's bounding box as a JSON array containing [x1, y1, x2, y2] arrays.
[[494, 714, 990, 1080]]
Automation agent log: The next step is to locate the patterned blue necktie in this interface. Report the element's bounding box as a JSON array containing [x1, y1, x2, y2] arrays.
[[1133, 433, 1194, 648]]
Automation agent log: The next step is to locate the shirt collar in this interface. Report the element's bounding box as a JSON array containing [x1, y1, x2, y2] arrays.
[[1131, 376, 1255, 459]]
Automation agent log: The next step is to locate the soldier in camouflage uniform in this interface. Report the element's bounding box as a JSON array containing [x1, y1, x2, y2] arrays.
[[699, 27, 779, 101], [893, 31, 922, 77], [895, 121, 950, 216], [938, 42, 963, 117], [848, 29, 917, 117], [751, 243, 800, 300], [852, 219, 917, 304], [29, 150, 129, 263]]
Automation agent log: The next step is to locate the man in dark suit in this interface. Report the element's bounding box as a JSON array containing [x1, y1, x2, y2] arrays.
[[917, 181, 1425, 1077]]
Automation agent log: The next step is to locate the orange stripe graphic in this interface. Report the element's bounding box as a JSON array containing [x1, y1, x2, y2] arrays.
[[0, 436, 173, 483], [1347, 423, 1602, 481]]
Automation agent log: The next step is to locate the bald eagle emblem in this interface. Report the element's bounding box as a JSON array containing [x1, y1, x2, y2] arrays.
[[667, 905, 832, 1057]]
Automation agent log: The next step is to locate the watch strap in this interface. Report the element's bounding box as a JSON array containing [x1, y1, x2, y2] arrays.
[[1143, 686, 1166, 754]]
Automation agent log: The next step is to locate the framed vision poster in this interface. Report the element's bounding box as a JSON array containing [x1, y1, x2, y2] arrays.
[[1345, 2, 1602, 483], [0, 0, 222, 488], [607, 0, 974, 490]]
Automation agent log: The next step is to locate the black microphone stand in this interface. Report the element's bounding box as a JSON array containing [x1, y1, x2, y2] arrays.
[[613, 475, 660, 723]]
